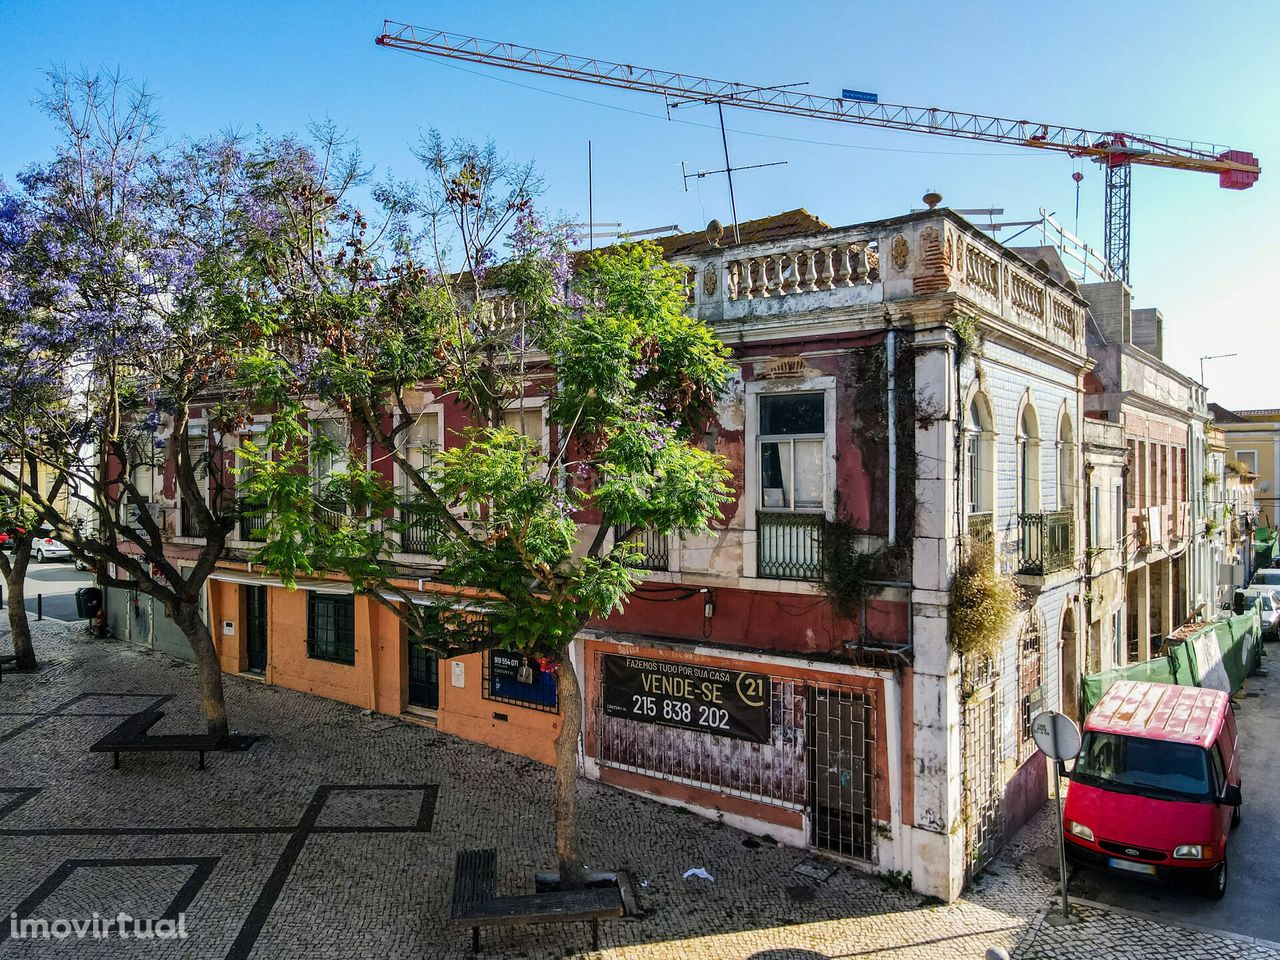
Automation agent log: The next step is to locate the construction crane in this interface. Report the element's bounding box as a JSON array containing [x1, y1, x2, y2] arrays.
[[375, 22, 1260, 284]]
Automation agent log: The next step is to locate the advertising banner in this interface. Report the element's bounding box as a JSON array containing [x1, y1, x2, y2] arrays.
[[601, 654, 771, 743]]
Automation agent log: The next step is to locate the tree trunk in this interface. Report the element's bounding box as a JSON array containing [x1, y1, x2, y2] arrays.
[[174, 605, 230, 741], [553, 657, 586, 889], [5, 541, 36, 670]]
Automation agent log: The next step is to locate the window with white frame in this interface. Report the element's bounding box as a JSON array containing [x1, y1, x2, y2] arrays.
[[399, 411, 442, 554], [965, 394, 994, 515], [502, 404, 545, 445], [1017, 404, 1041, 514], [1057, 414, 1075, 512], [758, 392, 827, 512], [310, 419, 350, 518], [1235, 450, 1258, 475]]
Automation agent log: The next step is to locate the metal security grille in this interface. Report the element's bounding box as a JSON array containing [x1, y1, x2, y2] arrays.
[[961, 672, 1004, 877], [808, 687, 876, 860], [593, 654, 876, 861], [482, 651, 558, 713], [1018, 615, 1045, 761], [756, 511, 825, 580]]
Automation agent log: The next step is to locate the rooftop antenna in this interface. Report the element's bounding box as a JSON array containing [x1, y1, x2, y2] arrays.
[[668, 83, 804, 245]]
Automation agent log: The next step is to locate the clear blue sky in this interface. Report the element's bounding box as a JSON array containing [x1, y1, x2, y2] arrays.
[[1, 1, 1276, 407]]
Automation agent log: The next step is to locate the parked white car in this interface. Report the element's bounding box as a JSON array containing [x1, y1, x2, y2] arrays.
[[32, 532, 72, 563], [1250, 568, 1280, 590]]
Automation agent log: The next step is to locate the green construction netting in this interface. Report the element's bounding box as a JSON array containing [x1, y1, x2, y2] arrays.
[[1081, 605, 1263, 713], [1255, 527, 1276, 568]]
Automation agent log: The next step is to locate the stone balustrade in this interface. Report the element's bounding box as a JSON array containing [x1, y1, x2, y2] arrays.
[[724, 241, 877, 301], [674, 212, 1086, 357]]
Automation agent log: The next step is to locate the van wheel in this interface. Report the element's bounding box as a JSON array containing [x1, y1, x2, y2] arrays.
[[1204, 857, 1228, 900]]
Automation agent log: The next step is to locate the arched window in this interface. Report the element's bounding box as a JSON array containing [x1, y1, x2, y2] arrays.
[[1016, 403, 1041, 514], [1057, 413, 1075, 512], [965, 393, 995, 516], [1018, 612, 1045, 759]]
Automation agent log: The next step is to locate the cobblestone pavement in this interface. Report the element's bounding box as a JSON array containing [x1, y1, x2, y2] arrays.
[[0, 621, 1270, 960]]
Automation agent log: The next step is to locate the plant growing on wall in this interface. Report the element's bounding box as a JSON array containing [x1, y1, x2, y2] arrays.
[[949, 542, 1022, 660], [1204, 471, 1220, 487]]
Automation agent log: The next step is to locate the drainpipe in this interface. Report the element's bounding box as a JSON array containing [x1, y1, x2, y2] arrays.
[[887, 329, 897, 546]]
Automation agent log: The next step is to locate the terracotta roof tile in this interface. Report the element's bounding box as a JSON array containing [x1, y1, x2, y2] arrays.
[[653, 209, 831, 258]]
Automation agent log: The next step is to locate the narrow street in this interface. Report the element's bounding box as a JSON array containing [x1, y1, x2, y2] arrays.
[[1067, 648, 1280, 943], [7, 560, 93, 623]]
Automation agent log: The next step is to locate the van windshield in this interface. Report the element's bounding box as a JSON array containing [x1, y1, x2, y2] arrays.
[[1073, 732, 1211, 801]]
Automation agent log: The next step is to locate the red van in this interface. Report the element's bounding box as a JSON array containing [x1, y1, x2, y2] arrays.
[[1063, 680, 1242, 898]]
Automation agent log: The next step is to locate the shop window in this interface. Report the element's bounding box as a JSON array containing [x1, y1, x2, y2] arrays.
[[482, 650, 558, 712], [307, 592, 355, 665]]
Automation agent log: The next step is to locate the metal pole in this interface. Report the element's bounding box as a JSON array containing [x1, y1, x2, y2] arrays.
[[588, 140, 593, 252], [717, 102, 741, 244], [1053, 739, 1070, 919], [37, 593, 43, 621]]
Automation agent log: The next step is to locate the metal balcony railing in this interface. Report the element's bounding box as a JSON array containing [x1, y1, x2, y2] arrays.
[[757, 511, 824, 581], [967, 512, 994, 550], [613, 526, 669, 571], [238, 499, 270, 542], [401, 511, 446, 555], [1018, 510, 1074, 576]]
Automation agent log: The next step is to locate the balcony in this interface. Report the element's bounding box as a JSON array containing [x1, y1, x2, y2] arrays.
[[400, 511, 445, 555], [1018, 510, 1074, 576], [238, 499, 269, 542], [614, 526, 669, 571], [967, 512, 994, 550], [757, 511, 824, 581]]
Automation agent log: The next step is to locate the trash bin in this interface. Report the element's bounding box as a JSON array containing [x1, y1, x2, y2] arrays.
[[75, 586, 102, 620]]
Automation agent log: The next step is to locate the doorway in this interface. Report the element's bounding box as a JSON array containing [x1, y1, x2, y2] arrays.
[[807, 687, 873, 860], [245, 585, 267, 674], [407, 642, 439, 710]]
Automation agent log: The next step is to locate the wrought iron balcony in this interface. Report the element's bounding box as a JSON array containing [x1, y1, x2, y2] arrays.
[[613, 526, 669, 571], [1017, 510, 1074, 576], [967, 512, 994, 550], [238, 499, 269, 542], [757, 511, 824, 581], [401, 511, 446, 555]]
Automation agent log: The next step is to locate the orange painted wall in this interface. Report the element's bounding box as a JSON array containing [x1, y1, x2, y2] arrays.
[[204, 578, 560, 765], [434, 651, 562, 766], [259, 587, 372, 709]]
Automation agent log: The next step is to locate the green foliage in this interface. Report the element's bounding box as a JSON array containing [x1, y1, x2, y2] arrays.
[[950, 543, 1022, 659], [819, 516, 900, 622], [1203, 471, 1220, 487], [234, 149, 737, 662]]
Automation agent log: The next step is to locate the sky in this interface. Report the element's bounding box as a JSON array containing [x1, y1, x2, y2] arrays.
[[1, 1, 1276, 408]]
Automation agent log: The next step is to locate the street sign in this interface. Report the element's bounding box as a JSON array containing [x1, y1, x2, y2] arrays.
[[1031, 710, 1081, 760], [1031, 710, 1081, 921]]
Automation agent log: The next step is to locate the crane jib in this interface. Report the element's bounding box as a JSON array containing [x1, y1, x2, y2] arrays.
[[375, 22, 1258, 187]]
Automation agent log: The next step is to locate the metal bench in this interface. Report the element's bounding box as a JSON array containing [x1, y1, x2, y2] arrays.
[[450, 848, 624, 953], [89, 710, 221, 770]]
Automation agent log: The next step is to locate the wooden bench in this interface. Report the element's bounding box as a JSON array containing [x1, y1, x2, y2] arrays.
[[450, 848, 624, 953], [89, 710, 223, 770]]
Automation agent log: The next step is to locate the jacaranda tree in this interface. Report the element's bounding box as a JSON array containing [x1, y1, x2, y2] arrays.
[[234, 135, 735, 885], [0, 72, 285, 737]]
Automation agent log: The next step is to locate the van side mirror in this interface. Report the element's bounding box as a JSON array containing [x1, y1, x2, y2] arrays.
[[1220, 784, 1242, 807]]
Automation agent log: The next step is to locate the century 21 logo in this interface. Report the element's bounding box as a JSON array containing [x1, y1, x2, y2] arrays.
[[736, 674, 766, 707]]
